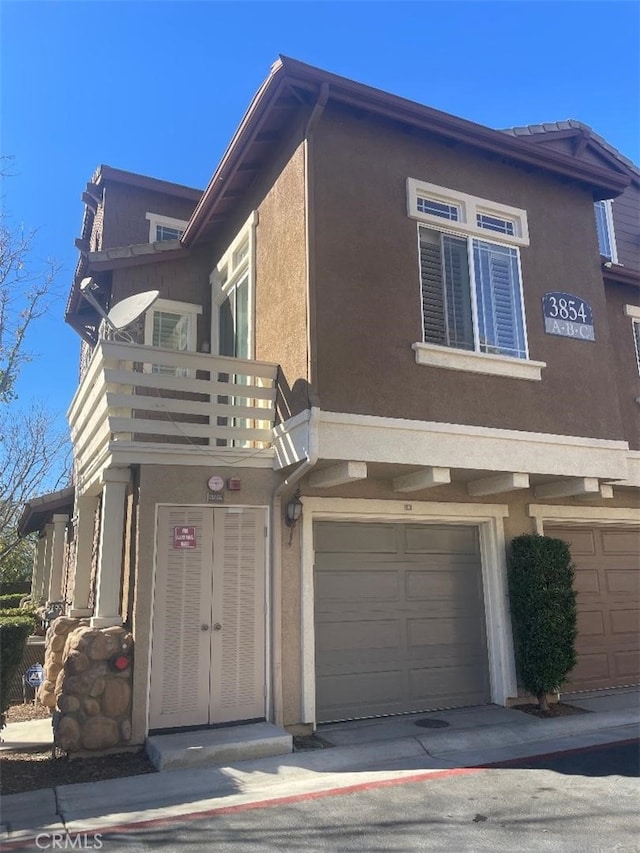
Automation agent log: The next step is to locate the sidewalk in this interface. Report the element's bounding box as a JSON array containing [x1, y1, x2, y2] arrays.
[[1, 690, 638, 846]]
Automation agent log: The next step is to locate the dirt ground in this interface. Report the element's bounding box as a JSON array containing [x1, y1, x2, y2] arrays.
[[1, 703, 156, 796], [513, 701, 590, 719]]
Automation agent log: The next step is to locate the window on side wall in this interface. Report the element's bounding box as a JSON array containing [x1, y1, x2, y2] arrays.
[[145, 212, 188, 243], [211, 212, 257, 360], [408, 179, 544, 381], [594, 200, 618, 263], [144, 298, 202, 375], [624, 305, 640, 375]]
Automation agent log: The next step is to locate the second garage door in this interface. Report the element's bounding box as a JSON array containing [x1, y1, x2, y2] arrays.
[[314, 522, 491, 722], [547, 525, 640, 693]]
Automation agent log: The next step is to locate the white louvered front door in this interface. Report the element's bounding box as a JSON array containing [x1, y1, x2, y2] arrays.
[[150, 506, 266, 731]]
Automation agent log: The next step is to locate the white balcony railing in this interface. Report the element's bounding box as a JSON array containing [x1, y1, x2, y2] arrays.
[[68, 341, 278, 483]]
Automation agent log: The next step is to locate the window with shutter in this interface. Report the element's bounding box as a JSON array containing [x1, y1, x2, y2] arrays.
[[418, 226, 527, 362], [633, 320, 640, 375], [143, 298, 203, 376]]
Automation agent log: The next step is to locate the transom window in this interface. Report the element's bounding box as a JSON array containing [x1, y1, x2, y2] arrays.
[[594, 200, 618, 263], [145, 212, 189, 243], [476, 212, 515, 236], [407, 178, 529, 247], [417, 196, 460, 221]]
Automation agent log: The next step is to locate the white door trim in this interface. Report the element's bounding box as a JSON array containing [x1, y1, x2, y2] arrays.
[[300, 497, 517, 726], [146, 502, 270, 734], [528, 504, 640, 534]]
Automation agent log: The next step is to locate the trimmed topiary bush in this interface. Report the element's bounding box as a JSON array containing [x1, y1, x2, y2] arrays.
[[0, 616, 34, 729], [508, 534, 577, 710]]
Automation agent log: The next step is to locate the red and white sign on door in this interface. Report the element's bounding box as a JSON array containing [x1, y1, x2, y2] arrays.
[[173, 526, 197, 549]]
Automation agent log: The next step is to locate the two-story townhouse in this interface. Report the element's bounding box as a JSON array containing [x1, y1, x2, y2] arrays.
[[48, 57, 638, 753]]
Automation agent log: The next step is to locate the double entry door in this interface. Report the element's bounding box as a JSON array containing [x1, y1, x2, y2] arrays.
[[149, 505, 266, 731]]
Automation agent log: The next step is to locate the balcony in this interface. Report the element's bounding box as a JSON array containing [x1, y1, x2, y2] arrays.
[[69, 341, 279, 490]]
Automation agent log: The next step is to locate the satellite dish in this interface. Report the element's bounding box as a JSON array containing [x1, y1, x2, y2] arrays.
[[108, 290, 159, 330], [78, 279, 159, 335]]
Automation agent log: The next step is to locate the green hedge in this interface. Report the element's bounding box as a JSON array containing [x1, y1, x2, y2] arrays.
[[0, 617, 34, 728], [0, 594, 26, 609], [0, 607, 37, 623], [508, 534, 577, 710]]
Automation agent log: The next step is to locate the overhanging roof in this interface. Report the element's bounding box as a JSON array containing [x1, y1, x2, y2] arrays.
[[17, 486, 75, 537], [182, 56, 632, 245]]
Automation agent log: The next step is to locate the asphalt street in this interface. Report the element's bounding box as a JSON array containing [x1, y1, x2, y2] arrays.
[[73, 740, 640, 853]]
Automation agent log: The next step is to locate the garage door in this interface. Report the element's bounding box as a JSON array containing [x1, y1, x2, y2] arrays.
[[547, 525, 640, 693], [314, 522, 490, 722]]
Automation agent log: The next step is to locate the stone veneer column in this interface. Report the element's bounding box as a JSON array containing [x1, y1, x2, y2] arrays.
[[47, 514, 69, 603], [31, 535, 47, 603], [69, 494, 100, 618], [41, 523, 54, 605], [91, 470, 129, 629]]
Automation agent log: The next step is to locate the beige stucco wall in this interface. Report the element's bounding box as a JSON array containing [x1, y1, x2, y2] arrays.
[[129, 463, 279, 743], [255, 141, 310, 418]]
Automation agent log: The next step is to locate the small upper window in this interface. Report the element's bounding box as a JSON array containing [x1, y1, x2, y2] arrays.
[[476, 212, 515, 236], [594, 200, 618, 262], [417, 196, 460, 221], [145, 212, 188, 243]]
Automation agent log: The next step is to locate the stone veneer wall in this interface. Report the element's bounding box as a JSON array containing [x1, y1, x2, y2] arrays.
[[39, 617, 134, 753]]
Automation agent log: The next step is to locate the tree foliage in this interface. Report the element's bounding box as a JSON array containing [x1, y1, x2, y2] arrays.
[[508, 534, 578, 710], [0, 157, 61, 402], [0, 534, 35, 585], [0, 157, 70, 564]]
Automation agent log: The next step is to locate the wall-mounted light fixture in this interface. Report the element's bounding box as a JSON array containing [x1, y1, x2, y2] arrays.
[[285, 490, 303, 546]]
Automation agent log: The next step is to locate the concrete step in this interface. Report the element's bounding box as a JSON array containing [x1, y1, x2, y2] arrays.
[[145, 721, 292, 771]]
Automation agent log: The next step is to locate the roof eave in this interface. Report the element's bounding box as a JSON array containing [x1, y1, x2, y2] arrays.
[[182, 57, 631, 244]]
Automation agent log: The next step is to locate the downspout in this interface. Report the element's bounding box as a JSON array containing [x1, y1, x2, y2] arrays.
[[270, 83, 328, 727]]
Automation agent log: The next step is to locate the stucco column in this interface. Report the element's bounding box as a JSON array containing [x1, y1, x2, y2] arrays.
[[47, 514, 69, 603], [91, 470, 129, 629], [41, 523, 54, 606], [70, 494, 100, 617], [31, 535, 47, 603]]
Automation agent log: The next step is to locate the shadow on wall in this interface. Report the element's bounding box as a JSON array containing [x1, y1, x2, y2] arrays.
[[276, 372, 312, 424]]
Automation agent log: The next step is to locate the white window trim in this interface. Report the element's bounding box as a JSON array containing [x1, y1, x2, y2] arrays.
[[299, 497, 518, 724], [145, 212, 189, 243], [625, 306, 640, 375], [407, 178, 530, 247], [594, 199, 618, 264], [413, 341, 546, 381], [210, 211, 257, 359]]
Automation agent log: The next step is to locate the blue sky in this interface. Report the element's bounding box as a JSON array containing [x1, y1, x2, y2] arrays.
[[2, 0, 639, 426]]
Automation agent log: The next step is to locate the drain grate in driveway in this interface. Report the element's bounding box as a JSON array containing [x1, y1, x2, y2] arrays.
[[414, 718, 450, 729]]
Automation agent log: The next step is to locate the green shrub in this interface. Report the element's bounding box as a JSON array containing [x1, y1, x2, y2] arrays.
[[508, 534, 577, 710], [0, 617, 34, 729], [0, 594, 25, 609], [0, 607, 37, 624], [0, 581, 31, 597]]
